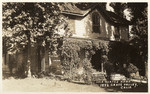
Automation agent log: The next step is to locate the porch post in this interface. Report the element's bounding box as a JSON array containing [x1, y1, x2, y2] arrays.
[[48, 52, 52, 66], [145, 62, 148, 77], [101, 63, 104, 73], [41, 56, 45, 72]]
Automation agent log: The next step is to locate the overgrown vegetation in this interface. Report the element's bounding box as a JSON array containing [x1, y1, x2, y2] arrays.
[[61, 38, 109, 83], [60, 38, 147, 82], [110, 2, 148, 76], [2, 3, 70, 77]]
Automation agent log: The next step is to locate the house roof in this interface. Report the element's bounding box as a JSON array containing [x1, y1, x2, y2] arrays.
[[60, 3, 93, 17], [60, 3, 132, 26]]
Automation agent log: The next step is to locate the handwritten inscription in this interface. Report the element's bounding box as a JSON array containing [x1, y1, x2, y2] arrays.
[[98, 80, 138, 89]]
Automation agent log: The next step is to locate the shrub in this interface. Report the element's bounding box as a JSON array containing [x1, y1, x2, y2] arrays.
[[61, 38, 109, 83], [126, 63, 139, 73]]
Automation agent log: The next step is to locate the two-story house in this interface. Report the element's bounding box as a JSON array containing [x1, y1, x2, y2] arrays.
[[60, 3, 131, 41]]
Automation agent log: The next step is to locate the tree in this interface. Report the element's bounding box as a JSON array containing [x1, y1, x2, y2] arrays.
[[109, 3, 127, 18], [129, 4, 148, 76], [109, 2, 148, 76], [2, 3, 69, 77]]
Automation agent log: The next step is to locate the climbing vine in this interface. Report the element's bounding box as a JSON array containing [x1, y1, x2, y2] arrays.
[[61, 38, 109, 82]]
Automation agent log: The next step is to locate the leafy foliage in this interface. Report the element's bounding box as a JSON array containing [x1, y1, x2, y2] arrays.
[[127, 3, 148, 23], [2, 3, 69, 54], [130, 6, 148, 62], [109, 3, 127, 18], [126, 63, 139, 73], [109, 2, 148, 76], [61, 38, 109, 82], [2, 3, 72, 77], [108, 42, 131, 65]]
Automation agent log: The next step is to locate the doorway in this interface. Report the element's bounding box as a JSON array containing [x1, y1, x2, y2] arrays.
[[91, 50, 102, 72]]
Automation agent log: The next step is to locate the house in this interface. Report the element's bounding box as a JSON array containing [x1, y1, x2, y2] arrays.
[[60, 3, 131, 41], [2, 3, 133, 80], [57, 3, 134, 81]]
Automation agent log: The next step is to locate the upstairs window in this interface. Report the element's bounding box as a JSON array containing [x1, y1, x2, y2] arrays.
[[92, 12, 100, 33]]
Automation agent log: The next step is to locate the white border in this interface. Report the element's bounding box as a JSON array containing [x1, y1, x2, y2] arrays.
[[1, 0, 150, 2], [0, 0, 149, 94]]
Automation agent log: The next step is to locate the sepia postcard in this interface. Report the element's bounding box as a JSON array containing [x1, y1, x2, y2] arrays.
[[1, 1, 149, 93]]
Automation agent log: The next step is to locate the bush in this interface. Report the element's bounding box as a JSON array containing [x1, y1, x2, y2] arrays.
[[61, 38, 109, 83], [126, 63, 139, 73]]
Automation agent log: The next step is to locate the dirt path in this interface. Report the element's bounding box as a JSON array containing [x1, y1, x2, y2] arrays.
[[2, 77, 106, 92]]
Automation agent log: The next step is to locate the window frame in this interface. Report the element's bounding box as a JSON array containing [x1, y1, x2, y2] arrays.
[[92, 12, 100, 33]]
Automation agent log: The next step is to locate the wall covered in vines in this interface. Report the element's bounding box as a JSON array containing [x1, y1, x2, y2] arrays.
[[60, 37, 140, 82], [60, 38, 109, 82]]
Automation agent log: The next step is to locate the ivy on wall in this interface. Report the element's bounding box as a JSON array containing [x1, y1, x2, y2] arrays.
[[60, 38, 141, 82], [61, 38, 109, 82]]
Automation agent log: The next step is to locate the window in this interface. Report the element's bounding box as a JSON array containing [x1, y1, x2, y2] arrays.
[[92, 12, 100, 33]]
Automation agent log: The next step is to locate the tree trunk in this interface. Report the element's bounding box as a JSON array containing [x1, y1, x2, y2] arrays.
[[26, 30, 31, 78], [37, 46, 41, 72], [41, 48, 45, 72]]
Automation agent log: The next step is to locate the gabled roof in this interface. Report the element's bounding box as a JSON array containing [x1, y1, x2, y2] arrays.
[[60, 3, 96, 17], [60, 3, 132, 26]]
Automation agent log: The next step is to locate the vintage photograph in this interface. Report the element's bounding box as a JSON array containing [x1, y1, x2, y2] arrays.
[[2, 2, 148, 92]]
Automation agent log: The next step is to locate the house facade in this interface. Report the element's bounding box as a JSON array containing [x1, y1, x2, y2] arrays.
[[58, 4, 133, 81], [61, 4, 131, 41]]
